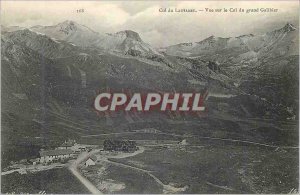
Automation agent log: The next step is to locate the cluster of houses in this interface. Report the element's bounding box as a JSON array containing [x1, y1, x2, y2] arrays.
[[37, 139, 92, 164], [27, 139, 138, 166], [39, 148, 73, 164]]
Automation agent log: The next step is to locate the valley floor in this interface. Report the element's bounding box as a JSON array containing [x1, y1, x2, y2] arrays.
[[79, 141, 298, 194], [1, 116, 299, 194], [1, 138, 298, 194]]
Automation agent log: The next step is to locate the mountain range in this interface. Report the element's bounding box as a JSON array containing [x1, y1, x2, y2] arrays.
[[163, 23, 298, 59], [1, 20, 298, 166], [30, 20, 161, 57]]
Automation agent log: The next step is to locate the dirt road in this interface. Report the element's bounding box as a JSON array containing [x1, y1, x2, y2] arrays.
[[69, 150, 102, 194]]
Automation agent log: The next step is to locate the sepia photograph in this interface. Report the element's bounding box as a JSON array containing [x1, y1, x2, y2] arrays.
[[1, 0, 299, 194]]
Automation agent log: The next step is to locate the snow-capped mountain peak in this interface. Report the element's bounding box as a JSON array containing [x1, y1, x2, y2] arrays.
[[55, 20, 96, 35], [97, 29, 161, 56], [237, 34, 254, 38], [57, 20, 78, 34], [163, 22, 298, 59], [115, 30, 142, 42], [206, 35, 217, 40], [30, 20, 101, 47], [267, 23, 297, 36], [2, 28, 77, 58], [29, 21, 161, 57], [281, 23, 297, 32]]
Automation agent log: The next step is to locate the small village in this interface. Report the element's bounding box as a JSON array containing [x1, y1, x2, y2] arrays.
[[2, 137, 191, 194], [38, 139, 95, 165], [2, 139, 139, 175]]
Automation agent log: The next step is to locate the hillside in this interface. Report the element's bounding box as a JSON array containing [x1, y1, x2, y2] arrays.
[[1, 21, 298, 168]]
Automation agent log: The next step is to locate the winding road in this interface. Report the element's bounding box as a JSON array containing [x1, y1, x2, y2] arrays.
[[96, 147, 188, 193], [82, 132, 298, 149]]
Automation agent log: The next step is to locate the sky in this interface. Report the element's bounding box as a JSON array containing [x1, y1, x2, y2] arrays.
[[1, 1, 299, 47]]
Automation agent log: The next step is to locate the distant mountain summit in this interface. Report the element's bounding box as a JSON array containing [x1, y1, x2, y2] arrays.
[[56, 20, 87, 34], [30, 20, 101, 47], [30, 20, 160, 57], [2, 28, 77, 58], [1, 25, 26, 32], [163, 23, 298, 59], [115, 30, 143, 42], [281, 23, 297, 32]]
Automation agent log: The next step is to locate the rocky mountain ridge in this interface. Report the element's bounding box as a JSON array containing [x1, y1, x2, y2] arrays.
[[163, 23, 298, 59], [29, 20, 161, 58]]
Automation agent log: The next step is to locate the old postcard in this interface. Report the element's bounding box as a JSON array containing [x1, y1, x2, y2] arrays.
[[1, 0, 299, 194]]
